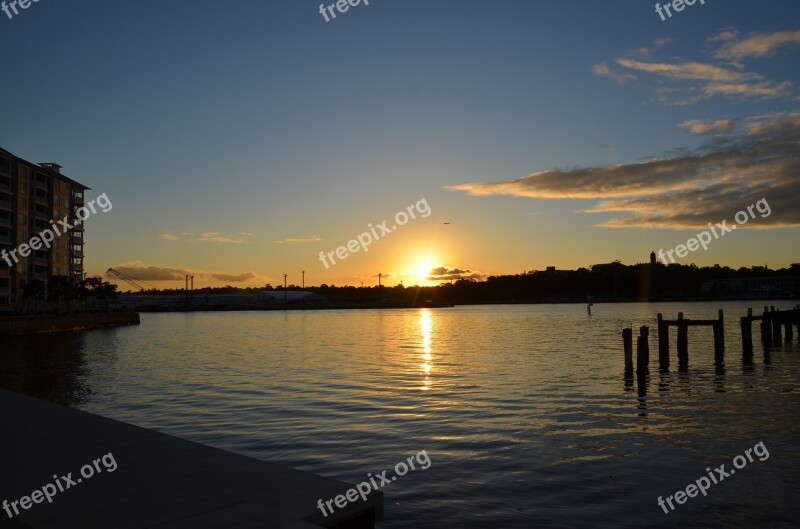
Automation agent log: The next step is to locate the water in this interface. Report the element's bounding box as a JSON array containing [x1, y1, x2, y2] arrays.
[[2, 302, 799, 528]]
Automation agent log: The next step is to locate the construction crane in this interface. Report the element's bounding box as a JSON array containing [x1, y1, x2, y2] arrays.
[[106, 268, 156, 292]]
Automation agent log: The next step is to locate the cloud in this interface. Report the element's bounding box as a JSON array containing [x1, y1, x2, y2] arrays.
[[159, 233, 179, 241], [679, 118, 737, 135], [274, 236, 322, 244], [715, 29, 800, 60], [210, 272, 259, 283], [112, 263, 193, 281], [199, 232, 251, 244], [446, 112, 800, 230], [615, 58, 755, 83], [109, 262, 268, 285], [708, 29, 739, 43], [596, 28, 798, 104], [592, 63, 637, 86], [426, 266, 486, 281]]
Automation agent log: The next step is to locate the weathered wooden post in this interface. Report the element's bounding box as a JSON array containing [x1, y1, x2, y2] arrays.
[[794, 305, 800, 336], [637, 326, 649, 375], [657, 313, 669, 370], [771, 307, 782, 346], [623, 328, 633, 374], [740, 316, 753, 357], [761, 306, 772, 348], [677, 312, 688, 367], [785, 312, 793, 342], [713, 309, 724, 364]]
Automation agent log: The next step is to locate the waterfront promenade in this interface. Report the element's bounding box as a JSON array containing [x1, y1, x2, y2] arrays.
[[0, 389, 383, 528]]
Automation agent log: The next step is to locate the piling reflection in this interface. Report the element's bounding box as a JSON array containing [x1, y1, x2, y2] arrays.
[[636, 371, 648, 416], [713, 363, 725, 393]]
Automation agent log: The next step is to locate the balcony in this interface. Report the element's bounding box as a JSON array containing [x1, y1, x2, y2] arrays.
[[35, 179, 48, 191]]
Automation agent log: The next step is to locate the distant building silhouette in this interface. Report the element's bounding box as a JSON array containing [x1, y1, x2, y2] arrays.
[[650, 251, 656, 265]]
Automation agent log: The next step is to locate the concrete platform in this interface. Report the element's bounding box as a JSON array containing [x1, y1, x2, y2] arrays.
[[0, 389, 383, 529]]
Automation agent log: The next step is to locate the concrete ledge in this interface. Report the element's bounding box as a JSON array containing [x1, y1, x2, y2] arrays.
[[0, 389, 383, 528], [0, 312, 141, 335]]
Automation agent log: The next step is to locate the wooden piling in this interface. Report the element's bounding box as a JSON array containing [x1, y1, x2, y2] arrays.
[[657, 313, 669, 370], [677, 312, 688, 367], [713, 309, 724, 364], [637, 326, 649, 375], [741, 316, 753, 356], [785, 315, 793, 342], [623, 328, 633, 373], [772, 307, 782, 346], [761, 306, 772, 348]]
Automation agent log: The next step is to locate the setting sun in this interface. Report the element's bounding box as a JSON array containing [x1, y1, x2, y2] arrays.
[[415, 263, 433, 281]]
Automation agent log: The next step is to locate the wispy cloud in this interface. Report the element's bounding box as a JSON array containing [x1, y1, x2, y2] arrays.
[[714, 29, 800, 60], [159, 233, 179, 241], [273, 236, 322, 244], [446, 113, 800, 230], [679, 118, 738, 135], [592, 63, 636, 86], [199, 232, 251, 244], [595, 28, 798, 104]]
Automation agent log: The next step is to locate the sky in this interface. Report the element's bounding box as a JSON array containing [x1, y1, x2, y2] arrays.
[[1, 0, 799, 289]]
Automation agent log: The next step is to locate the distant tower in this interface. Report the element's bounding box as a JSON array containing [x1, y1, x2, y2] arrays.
[[650, 251, 656, 265]]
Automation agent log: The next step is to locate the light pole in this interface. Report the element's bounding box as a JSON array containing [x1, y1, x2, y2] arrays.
[[302, 270, 305, 289], [378, 272, 382, 308], [283, 274, 288, 306]]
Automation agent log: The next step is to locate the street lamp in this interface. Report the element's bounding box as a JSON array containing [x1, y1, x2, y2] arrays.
[[302, 270, 305, 289], [283, 274, 288, 306], [378, 272, 382, 308]]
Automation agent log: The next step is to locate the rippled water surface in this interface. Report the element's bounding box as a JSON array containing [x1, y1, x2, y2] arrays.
[[2, 302, 799, 528]]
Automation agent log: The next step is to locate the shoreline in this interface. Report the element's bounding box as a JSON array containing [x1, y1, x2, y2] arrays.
[[0, 311, 140, 335]]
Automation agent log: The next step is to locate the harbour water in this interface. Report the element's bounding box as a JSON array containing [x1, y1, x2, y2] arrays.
[[2, 302, 798, 528]]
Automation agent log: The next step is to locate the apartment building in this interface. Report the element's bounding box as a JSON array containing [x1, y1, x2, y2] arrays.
[[0, 147, 89, 311]]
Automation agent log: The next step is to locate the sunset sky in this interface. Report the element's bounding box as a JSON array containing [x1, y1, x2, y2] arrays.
[[1, 0, 798, 289]]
